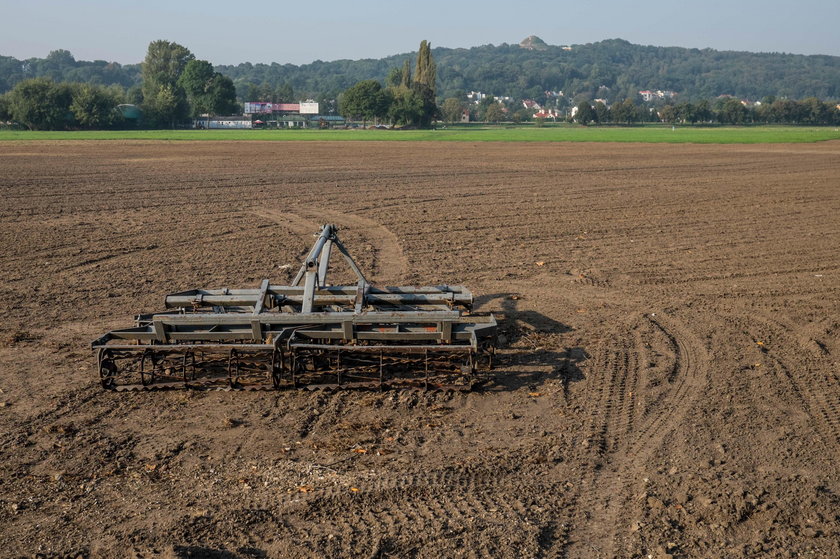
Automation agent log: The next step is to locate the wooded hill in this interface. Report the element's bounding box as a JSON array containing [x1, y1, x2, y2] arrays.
[[3, 38, 840, 105]]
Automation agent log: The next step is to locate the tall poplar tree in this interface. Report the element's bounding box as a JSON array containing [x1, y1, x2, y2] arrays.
[[414, 40, 435, 94], [412, 40, 437, 127], [400, 59, 412, 88]]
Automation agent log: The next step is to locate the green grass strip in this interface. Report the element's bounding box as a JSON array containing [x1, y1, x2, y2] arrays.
[[1, 126, 839, 143]]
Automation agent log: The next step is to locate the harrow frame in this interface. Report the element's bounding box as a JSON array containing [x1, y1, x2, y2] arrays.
[[92, 225, 497, 391]]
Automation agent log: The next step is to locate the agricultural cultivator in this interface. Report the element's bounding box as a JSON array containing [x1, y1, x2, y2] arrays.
[[92, 225, 497, 391]]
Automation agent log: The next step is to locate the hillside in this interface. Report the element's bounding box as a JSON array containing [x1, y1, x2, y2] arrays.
[[3, 39, 840, 104], [0, 49, 140, 93]]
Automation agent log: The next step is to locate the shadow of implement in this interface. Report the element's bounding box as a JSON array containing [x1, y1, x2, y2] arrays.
[[473, 292, 589, 394]]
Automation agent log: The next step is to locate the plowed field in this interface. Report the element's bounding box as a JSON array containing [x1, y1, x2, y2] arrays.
[[1, 140, 838, 558]]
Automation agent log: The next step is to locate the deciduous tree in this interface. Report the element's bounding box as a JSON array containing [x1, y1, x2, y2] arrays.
[[484, 102, 504, 123], [178, 59, 238, 116], [145, 84, 184, 129], [340, 79, 388, 127], [7, 78, 73, 130], [178, 59, 214, 114], [574, 101, 595, 125], [70, 84, 122, 129], [477, 95, 496, 121], [610, 99, 640, 124], [141, 40, 193, 127], [206, 74, 238, 115], [659, 104, 677, 124], [142, 41, 193, 92], [387, 86, 422, 126], [0, 94, 11, 121], [386, 67, 402, 88], [593, 101, 609, 123], [441, 97, 465, 124], [719, 98, 747, 124]]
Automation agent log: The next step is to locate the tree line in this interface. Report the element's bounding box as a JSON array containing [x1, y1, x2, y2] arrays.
[[0, 41, 237, 130], [3, 38, 840, 114], [657, 97, 840, 125], [338, 41, 437, 127], [3, 38, 840, 130], [332, 85, 840, 127], [190, 39, 840, 108], [569, 97, 840, 126], [0, 49, 140, 94]]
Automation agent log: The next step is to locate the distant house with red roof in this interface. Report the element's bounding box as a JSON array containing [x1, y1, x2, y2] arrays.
[[533, 109, 561, 120]]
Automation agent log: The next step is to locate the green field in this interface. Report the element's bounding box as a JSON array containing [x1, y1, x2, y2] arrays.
[[1, 125, 839, 144]]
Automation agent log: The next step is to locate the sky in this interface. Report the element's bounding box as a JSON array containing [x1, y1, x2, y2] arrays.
[[2, 0, 839, 65]]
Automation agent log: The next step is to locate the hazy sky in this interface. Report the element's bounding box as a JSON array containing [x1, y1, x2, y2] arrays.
[[2, 0, 839, 65]]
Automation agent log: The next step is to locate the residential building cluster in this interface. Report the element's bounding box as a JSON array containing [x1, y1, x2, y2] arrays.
[[639, 90, 678, 102], [466, 91, 513, 104]]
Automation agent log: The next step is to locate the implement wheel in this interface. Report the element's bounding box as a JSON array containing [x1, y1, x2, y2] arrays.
[[228, 349, 240, 388], [98, 349, 117, 389], [269, 348, 284, 389], [140, 349, 157, 386]]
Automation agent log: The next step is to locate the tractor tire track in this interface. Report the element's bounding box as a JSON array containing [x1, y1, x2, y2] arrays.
[[563, 311, 708, 559], [561, 314, 642, 558], [268, 467, 571, 558], [624, 313, 707, 461], [736, 310, 840, 450]]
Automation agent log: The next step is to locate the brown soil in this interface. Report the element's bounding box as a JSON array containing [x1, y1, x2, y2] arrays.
[[0, 140, 838, 559]]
